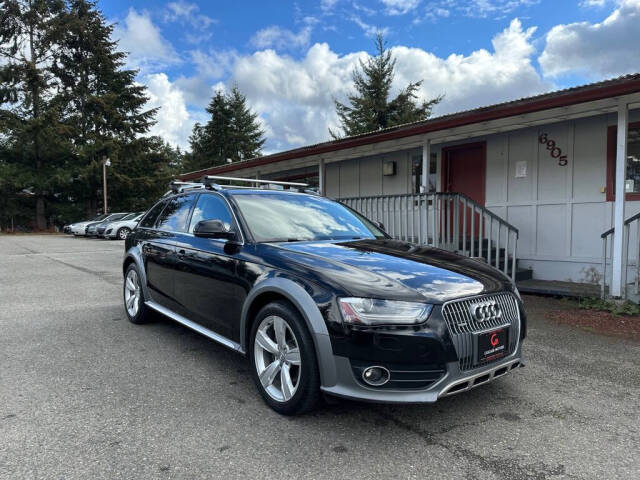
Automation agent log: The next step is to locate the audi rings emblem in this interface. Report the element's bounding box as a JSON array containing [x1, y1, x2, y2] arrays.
[[469, 301, 502, 322]]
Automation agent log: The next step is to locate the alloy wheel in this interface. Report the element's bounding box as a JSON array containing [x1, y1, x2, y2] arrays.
[[118, 228, 130, 240], [124, 268, 141, 317], [253, 315, 302, 402]]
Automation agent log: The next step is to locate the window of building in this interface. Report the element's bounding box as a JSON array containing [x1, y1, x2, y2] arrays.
[[412, 153, 438, 194], [606, 122, 640, 201], [188, 194, 233, 233], [156, 194, 197, 232]]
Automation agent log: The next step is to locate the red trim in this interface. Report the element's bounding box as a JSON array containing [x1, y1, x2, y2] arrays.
[[441, 142, 486, 205], [606, 121, 640, 201], [180, 76, 640, 181]]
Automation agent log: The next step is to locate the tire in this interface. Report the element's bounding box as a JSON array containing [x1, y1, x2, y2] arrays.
[[249, 301, 321, 415], [117, 227, 131, 240], [123, 263, 153, 324]]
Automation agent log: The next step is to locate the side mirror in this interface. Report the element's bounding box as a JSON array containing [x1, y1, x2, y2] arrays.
[[194, 219, 236, 240]]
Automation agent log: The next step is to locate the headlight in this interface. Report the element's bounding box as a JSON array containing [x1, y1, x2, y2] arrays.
[[338, 297, 432, 326]]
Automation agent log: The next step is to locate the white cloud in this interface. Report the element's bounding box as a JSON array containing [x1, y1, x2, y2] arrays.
[[381, 0, 421, 15], [418, 0, 538, 20], [112, 9, 178, 72], [581, 0, 607, 6], [352, 16, 390, 38], [164, 1, 215, 43], [539, 0, 640, 78], [226, 19, 550, 151], [144, 73, 194, 148], [321, 0, 340, 13], [250, 26, 312, 51]]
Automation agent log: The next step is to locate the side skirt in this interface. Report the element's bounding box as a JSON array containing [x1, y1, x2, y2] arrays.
[[145, 300, 244, 353]]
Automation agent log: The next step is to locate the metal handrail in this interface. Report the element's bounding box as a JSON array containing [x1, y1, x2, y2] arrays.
[[338, 192, 520, 281], [600, 213, 640, 299]]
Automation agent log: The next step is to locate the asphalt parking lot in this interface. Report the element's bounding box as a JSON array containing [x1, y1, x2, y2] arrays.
[[1, 235, 639, 479]]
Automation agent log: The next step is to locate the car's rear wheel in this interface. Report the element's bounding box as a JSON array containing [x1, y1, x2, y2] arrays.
[[249, 301, 321, 415], [123, 263, 152, 324], [117, 227, 131, 240]]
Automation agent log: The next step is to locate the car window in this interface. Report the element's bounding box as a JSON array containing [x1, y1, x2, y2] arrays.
[[120, 213, 138, 221], [156, 194, 196, 232], [140, 200, 167, 228], [233, 192, 385, 242], [188, 194, 233, 233]]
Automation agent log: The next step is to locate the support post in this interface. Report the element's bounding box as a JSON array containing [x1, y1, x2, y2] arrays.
[[318, 158, 325, 196], [421, 138, 430, 193], [611, 101, 629, 298]]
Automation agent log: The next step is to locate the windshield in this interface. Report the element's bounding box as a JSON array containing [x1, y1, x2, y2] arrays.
[[92, 214, 108, 221], [119, 213, 138, 221], [233, 192, 385, 242]]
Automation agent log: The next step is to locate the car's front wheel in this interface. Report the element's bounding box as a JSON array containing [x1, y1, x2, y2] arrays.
[[123, 263, 153, 324], [249, 301, 321, 415], [117, 227, 131, 240]]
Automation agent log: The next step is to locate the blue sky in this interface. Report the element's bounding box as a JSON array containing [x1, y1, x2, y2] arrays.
[[102, 0, 640, 153]]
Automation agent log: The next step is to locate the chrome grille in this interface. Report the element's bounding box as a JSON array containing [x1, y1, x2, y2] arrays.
[[441, 292, 520, 371]]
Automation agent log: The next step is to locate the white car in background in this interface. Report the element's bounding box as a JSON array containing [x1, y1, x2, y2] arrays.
[[102, 212, 144, 240], [68, 214, 109, 236]]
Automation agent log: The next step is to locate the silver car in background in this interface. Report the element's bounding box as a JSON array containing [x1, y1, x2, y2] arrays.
[[102, 212, 144, 240]]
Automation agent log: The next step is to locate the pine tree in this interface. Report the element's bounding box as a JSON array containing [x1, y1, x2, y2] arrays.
[[184, 87, 265, 172], [54, 0, 157, 216], [0, 0, 70, 229], [331, 34, 442, 139]]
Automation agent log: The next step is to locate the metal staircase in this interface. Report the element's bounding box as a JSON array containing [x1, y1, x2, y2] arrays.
[[338, 192, 526, 282]]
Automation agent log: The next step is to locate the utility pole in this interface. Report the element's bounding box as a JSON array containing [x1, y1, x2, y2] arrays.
[[103, 157, 111, 213]]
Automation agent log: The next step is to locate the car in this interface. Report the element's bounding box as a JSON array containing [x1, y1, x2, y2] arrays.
[[122, 177, 526, 415], [102, 212, 144, 240], [85, 213, 128, 237], [68, 214, 109, 236]]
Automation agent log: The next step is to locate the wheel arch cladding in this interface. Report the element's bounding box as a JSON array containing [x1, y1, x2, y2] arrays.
[[122, 249, 151, 301], [240, 278, 338, 388]]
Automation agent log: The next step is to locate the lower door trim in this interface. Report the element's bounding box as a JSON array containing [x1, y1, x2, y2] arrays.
[[146, 300, 243, 353]]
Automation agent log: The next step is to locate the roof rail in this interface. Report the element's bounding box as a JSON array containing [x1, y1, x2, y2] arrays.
[[203, 175, 308, 189], [169, 181, 205, 194]]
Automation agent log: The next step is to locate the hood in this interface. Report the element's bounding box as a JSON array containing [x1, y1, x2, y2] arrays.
[[266, 238, 512, 303]]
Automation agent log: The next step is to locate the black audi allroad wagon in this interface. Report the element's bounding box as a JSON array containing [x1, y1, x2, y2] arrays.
[[122, 176, 525, 415]]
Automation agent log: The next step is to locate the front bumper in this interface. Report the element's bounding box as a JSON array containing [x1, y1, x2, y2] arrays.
[[320, 350, 524, 403], [317, 293, 526, 404]]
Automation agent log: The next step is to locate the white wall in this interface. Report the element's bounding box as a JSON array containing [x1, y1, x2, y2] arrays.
[[324, 109, 640, 283]]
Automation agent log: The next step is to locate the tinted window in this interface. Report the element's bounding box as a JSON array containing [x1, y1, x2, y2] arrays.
[[234, 192, 384, 242], [156, 194, 196, 232], [188, 194, 233, 233], [140, 200, 167, 228]]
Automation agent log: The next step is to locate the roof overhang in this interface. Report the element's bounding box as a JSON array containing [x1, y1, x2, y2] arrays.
[[180, 74, 640, 180]]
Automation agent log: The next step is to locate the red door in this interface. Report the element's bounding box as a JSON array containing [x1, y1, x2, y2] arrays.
[[442, 142, 486, 204], [441, 142, 486, 243]]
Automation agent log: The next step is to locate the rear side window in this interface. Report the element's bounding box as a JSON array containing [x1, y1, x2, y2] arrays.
[[156, 194, 196, 232], [188, 194, 233, 233], [139, 200, 167, 228]]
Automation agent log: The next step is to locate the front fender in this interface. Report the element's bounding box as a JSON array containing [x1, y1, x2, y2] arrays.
[[240, 278, 338, 388]]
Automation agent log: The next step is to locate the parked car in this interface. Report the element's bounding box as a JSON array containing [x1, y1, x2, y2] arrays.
[[86, 213, 128, 237], [102, 212, 144, 240], [122, 180, 526, 415], [67, 214, 109, 236]]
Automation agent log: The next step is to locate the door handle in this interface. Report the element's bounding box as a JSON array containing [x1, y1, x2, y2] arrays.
[[177, 249, 186, 258]]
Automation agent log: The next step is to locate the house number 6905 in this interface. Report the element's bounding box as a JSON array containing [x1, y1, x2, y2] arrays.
[[538, 133, 568, 166]]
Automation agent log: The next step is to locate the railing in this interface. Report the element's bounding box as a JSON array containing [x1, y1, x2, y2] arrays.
[[338, 192, 519, 281], [600, 211, 640, 299]]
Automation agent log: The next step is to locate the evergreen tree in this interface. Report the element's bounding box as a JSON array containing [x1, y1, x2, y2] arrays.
[[185, 87, 265, 172], [0, 0, 69, 229], [331, 34, 442, 139], [54, 0, 157, 216]]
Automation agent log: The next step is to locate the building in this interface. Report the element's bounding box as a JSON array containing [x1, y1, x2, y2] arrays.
[[181, 74, 640, 300]]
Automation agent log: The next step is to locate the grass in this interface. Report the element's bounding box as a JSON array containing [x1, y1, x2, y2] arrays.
[[579, 297, 640, 316]]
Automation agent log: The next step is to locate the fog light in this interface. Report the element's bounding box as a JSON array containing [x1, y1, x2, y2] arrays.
[[362, 366, 390, 386]]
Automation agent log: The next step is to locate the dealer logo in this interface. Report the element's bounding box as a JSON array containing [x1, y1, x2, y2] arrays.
[[469, 300, 502, 322]]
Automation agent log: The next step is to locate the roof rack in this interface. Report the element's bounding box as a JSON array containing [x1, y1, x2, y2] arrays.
[[168, 176, 318, 196], [203, 175, 308, 189], [169, 181, 205, 194]]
